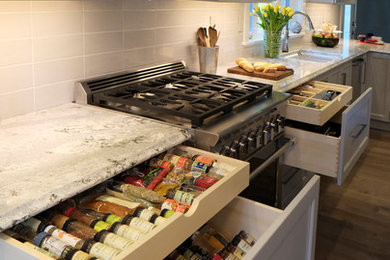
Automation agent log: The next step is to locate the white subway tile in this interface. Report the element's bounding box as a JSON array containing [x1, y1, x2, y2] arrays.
[[32, 1, 82, 12], [34, 57, 83, 86], [84, 11, 122, 33], [33, 35, 83, 62], [124, 29, 155, 49], [34, 81, 75, 111], [32, 12, 83, 37], [0, 39, 32, 67], [0, 64, 33, 94], [123, 47, 156, 69], [0, 89, 34, 120], [85, 32, 123, 55], [84, 0, 123, 11], [85, 52, 124, 77], [0, 13, 31, 39], [0, 1, 31, 12], [154, 10, 205, 27], [155, 26, 195, 45], [123, 10, 156, 30]]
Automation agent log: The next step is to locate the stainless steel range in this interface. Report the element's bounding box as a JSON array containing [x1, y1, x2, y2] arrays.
[[75, 61, 312, 209]]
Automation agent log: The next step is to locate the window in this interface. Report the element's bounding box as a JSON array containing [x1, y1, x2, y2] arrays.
[[244, 0, 304, 45]]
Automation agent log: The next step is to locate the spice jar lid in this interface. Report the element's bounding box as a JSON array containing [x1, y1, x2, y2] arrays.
[[132, 206, 146, 217], [109, 222, 121, 233], [64, 249, 78, 260], [94, 230, 108, 242], [34, 232, 50, 247], [121, 214, 134, 225], [149, 214, 159, 224], [81, 238, 96, 252]]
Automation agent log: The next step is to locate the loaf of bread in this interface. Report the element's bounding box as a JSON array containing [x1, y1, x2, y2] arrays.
[[236, 58, 254, 72]]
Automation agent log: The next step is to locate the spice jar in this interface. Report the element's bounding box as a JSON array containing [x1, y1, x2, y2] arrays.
[[81, 239, 121, 260], [64, 249, 96, 260], [51, 214, 97, 241], [121, 216, 156, 233], [95, 230, 133, 251], [34, 232, 73, 259], [109, 222, 144, 241]]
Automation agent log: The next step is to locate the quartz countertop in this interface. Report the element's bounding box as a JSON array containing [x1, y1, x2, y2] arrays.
[[218, 37, 390, 92], [0, 103, 191, 231]]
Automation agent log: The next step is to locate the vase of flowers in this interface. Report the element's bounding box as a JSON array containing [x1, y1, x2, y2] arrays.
[[251, 3, 294, 58]]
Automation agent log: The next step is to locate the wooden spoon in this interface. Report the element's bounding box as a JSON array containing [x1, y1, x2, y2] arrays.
[[197, 27, 207, 47], [208, 26, 218, 47]]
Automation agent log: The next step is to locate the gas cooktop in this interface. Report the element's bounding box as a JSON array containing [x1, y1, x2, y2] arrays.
[[76, 61, 272, 127]]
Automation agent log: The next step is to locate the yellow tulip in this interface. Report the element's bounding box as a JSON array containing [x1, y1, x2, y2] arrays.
[[282, 6, 286, 16], [288, 11, 294, 17], [261, 6, 265, 11], [254, 5, 259, 13], [265, 4, 269, 11], [263, 12, 268, 18], [274, 5, 279, 13], [249, 12, 253, 16], [286, 7, 293, 13]]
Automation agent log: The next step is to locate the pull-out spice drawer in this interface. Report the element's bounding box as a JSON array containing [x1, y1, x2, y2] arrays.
[[286, 81, 353, 126], [208, 175, 320, 260], [284, 88, 372, 185], [0, 145, 249, 260]]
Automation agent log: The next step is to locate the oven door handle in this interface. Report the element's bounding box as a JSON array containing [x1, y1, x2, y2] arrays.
[[249, 138, 295, 181]]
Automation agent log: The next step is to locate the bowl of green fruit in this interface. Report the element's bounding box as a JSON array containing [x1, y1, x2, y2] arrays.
[[312, 24, 340, 48]]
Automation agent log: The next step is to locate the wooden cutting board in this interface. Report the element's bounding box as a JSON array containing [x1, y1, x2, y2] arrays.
[[227, 66, 294, 81]]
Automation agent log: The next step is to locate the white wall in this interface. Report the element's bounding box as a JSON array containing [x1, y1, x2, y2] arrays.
[[0, 0, 244, 120], [305, 2, 341, 30]]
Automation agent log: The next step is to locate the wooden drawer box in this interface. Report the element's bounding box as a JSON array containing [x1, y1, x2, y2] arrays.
[[208, 175, 320, 260], [0, 146, 249, 260], [286, 81, 353, 126], [284, 88, 372, 185]]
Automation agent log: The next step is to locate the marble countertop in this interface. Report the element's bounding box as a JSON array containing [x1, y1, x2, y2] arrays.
[[0, 103, 191, 231], [218, 37, 390, 92]]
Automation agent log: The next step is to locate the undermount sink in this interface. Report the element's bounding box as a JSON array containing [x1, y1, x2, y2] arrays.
[[280, 49, 343, 63]]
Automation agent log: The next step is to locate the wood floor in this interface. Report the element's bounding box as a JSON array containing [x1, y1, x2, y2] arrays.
[[315, 129, 390, 260]]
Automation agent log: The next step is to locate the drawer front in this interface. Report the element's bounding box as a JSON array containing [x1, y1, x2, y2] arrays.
[[209, 175, 320, 260], [284, 127, 340, 178], [337, 88, 372, 185], [284, 88, 372, 185], [286, 81, 352, 126], [0, 146, 249, 260]]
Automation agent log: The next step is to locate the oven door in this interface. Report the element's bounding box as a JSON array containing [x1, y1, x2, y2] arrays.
[[239, 137, 314, 209]]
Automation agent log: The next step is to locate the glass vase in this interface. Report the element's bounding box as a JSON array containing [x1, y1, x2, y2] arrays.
[[263, 30, 282, 58]]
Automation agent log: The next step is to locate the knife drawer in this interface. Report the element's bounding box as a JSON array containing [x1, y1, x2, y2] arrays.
[[0, 145, 249, 260], [286, 81, 352, 126]]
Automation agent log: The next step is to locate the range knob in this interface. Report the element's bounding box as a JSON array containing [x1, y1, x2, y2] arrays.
[[256, 127, 264, 149], [263, 124, 271, 145], [229, 140, 240, 159], [277, 116, 285, 129], [238, 135, 248, 154], [219, 145, 231, 157], [247, 132, 256, 152]]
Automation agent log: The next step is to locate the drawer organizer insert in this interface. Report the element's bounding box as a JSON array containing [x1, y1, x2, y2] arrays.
[[286, 81, 352, 126]]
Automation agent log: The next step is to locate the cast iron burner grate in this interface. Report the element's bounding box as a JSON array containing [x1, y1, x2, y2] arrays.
[[86, 63, 272, 127]]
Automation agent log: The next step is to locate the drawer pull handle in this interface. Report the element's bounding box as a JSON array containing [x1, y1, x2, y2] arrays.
[[351, 124, 367, 139], [249, 138, 294, 181]]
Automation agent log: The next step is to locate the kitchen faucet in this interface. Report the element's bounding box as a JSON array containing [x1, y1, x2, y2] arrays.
[[282, 11, 315, 53]]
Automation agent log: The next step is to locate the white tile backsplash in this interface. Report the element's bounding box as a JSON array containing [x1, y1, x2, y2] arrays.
[[34, 57, 83, 86], [0, 89, 34, 120], [85, 52, 124, 77], [0, 64, 33, 94], [0, 39, 32, 67], [34, 80, 75, 111], [0, 0, 265, 119], [32, 12, 83, 37], [0, 13, 31, 39], [33, 34, 83, 62], [85, 32, 123, 55]]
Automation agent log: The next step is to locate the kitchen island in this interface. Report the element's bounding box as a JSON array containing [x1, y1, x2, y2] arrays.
[[0, 103, 191, 232]]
